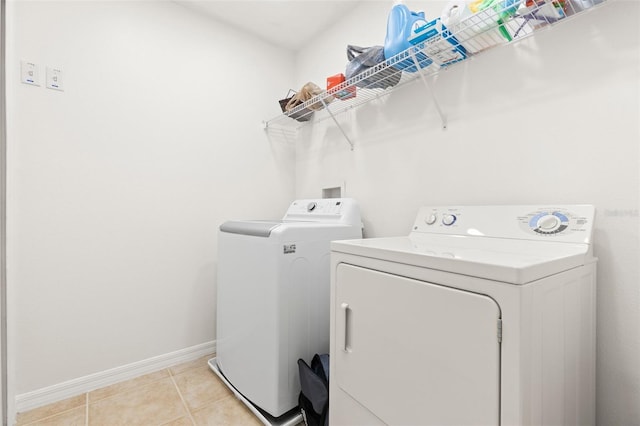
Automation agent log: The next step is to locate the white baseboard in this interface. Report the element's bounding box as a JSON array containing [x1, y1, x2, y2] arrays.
[[15, 340, 216, 413]]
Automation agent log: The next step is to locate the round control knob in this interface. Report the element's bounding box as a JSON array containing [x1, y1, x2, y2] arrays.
[[529, 211, 570, 235], [425, 214, 437, 225], [442, 214, 457, 226], [307, 202, 317, 212], [537, 215, 559, 231]]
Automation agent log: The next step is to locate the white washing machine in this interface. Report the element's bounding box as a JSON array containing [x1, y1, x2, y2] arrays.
[[209, 198, 362, 425], [329, 205, 597, 426]]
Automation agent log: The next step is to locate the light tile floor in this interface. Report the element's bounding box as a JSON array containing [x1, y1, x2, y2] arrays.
[[16, 354, 263, 426]]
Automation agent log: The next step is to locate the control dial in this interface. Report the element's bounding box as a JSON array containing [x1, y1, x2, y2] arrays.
[[538, 215, 559, 230], [529, 211, 569, 234], [442, 214, 457, 226], [425, 213, 437, 225], [307, 202, 317, 212]]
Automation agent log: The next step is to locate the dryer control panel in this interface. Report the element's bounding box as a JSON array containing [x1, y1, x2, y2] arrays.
[[412, 205, 595, 244]]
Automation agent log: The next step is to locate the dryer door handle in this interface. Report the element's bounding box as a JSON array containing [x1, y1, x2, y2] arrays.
[[341, 303, 351, 353]]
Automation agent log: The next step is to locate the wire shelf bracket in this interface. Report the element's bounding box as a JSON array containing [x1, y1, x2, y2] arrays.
[[320, 97, 355, 150], [409, 49, 447, 130]]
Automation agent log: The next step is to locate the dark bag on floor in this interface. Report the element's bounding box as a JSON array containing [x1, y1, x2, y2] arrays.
[[298, 354, 329, 426]]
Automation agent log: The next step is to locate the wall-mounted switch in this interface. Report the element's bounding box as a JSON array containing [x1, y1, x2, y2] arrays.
[[21, 61, 40, 86], [46, 67, 64, 91]]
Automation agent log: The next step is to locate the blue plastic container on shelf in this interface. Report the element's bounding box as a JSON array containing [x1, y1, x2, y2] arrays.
[[407, 18, 467, 67], [384, 4, 432, 73]]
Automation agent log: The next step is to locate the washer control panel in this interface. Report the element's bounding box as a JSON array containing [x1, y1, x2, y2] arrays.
[[412, 205, 595, 244], [288, 199, 343, 215], [283, 198, 363, 226]]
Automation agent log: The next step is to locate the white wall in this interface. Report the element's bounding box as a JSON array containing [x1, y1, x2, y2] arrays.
[[1, 0, 7, 423], [293, 1, 639, 425], [6, 0, 295, 401]]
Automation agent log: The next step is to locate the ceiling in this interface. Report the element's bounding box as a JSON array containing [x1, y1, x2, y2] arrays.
[[176, 1, 363, 51]]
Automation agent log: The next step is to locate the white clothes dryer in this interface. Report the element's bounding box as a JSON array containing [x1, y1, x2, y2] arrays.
[[329, 205, 597, 426], [209, 198, 362, 425]]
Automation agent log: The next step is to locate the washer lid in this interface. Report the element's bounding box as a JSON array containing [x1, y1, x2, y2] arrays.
[[331, 234, 593, 284], [220, 220, 283, 237]]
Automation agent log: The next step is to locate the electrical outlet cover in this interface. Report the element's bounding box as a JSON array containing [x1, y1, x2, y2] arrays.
[[46, 67, 64, 91], [21, 61, 39, 86]]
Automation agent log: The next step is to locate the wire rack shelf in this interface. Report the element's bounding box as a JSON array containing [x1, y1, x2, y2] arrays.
[[264, 0, 607, 147]]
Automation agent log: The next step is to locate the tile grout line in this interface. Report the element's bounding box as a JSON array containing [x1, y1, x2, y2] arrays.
[[20, 361, 209, 426], [19, 402, 86, 426], [168, 368, 197, 426]]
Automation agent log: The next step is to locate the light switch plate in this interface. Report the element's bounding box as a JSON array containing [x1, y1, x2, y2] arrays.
[[46, 67, 64, 91], [21, 61, 39, 86]]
